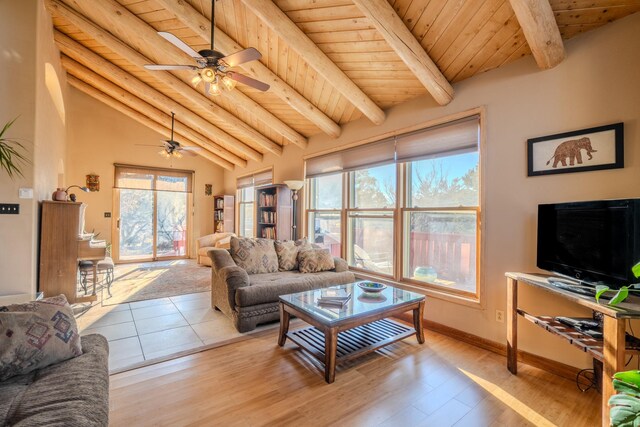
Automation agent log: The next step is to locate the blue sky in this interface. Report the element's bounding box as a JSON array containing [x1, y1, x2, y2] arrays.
[[368, 152, 478, 186]]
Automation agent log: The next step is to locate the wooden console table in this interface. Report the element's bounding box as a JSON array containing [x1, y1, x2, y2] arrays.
[[506, 273, 640, 427]]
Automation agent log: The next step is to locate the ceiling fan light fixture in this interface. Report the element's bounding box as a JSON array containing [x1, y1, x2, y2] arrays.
[[221, 74, 236, 91], [201, 68, 216, 83], [209, 80, 223, 96], [191, 74, 202, 87], [159, 149, 170, 158], [173, 150, 183, 159]]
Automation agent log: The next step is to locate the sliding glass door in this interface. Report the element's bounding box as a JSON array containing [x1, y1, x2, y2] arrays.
[[113, 165, 192, 263]]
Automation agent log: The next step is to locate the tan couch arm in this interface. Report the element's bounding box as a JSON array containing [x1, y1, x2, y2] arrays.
[[333, 257, 349, 273]]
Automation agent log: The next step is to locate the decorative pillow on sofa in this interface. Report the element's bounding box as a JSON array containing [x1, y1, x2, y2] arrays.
[[0, 294, 82, 381], [298, 248, 335, 273], [230, 237, 279, 274], [274, 238, 312, 271]]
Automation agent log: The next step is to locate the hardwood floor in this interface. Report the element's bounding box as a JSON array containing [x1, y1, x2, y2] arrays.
[[110, 325, 600, 426]]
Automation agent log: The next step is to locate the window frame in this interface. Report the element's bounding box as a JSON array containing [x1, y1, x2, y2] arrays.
[[303, 109, 484, 304], [305, 172, 346, 258]]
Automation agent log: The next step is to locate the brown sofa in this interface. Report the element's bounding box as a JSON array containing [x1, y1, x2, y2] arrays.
[[0, 334, 109, 426], [209, 245, 355, 332]]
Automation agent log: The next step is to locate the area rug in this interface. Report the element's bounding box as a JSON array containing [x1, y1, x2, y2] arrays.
[[103, 259, 210, 305]]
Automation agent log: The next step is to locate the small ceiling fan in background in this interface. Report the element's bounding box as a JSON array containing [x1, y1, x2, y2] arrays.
[[137, 112, 201, 159], [144, 0, 269, 96]]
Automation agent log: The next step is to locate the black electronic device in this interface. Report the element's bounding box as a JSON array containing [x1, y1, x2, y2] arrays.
[[538, 199, 640, 289]]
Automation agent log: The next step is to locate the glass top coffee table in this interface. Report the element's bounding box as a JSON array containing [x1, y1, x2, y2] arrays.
[[278, 282, 425, 383]]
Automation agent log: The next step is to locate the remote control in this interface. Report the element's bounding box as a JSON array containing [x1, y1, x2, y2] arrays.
[[579, 320, 601, 329], [556, 316, 583, 328], [583, 329, 603, 339]]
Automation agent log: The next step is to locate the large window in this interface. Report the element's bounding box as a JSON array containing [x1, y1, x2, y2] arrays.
[[305, 114, 481, 299], [236, 169, 272, 237], [347, 163, 396, 275], [307, 173, 342, 256]]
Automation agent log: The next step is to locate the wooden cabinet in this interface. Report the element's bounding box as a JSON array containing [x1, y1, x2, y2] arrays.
[[214, 195, 235, 233], [256, 184, 291, 240]]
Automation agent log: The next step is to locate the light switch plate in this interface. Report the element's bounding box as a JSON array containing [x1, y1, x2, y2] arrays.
[[0, 204, 19, 214], [18, 188, 33, 199]]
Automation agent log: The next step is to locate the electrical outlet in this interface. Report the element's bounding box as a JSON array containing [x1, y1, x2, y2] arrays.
[[496, 310, 505, 323], [104, 212, 111, 218]]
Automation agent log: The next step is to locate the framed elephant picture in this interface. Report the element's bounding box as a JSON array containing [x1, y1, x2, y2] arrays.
[[527, 122, 624, 176]]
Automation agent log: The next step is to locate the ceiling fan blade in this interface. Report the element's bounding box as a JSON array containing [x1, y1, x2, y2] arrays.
[[228, 72, 270, 92], [220, 47, 262, 68], [181, 150, 198, 157], [144, 64, 198, 71], [158, 31, 203, 59], [181, 146, 203, 151]]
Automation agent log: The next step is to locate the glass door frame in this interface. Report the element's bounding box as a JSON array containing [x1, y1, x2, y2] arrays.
[[112, 188, 193, 264]]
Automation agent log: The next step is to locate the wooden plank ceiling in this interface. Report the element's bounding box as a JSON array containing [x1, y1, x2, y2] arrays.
[[48, 0, 640, 170]]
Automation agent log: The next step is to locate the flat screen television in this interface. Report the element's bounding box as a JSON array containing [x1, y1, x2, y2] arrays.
[[537, 199, 640, 288]]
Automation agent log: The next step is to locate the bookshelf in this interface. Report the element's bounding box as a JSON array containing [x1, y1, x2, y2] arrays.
[[255, 184, 292, 240], [213, 195, 235, 233]]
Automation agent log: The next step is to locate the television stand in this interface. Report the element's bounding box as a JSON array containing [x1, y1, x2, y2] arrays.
[[547, 278, 596, 297], [505, 272, 640, 427]]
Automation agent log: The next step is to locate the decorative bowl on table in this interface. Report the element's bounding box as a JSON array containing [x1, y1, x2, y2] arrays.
[[357, 281, 387, 293]]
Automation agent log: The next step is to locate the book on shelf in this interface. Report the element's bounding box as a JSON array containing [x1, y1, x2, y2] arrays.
[[260, 211, 276, 224], [258, 192, 275, 207], [261, 227, 276, 239], [215, 199, 225, 209]]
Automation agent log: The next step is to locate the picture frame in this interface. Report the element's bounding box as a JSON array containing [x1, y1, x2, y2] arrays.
[[527, 122, 624, 177]]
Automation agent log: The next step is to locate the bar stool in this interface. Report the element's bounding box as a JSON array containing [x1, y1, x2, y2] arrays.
[[79, 257, 115, 297]]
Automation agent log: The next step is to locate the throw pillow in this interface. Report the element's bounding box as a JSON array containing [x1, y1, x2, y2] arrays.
[[298, 248, 336, 273], [274, 238, 312, 271], [230, 236, 279, 274], [0, 294, 82, 381]]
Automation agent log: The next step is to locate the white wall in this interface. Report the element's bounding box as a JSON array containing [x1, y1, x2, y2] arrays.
[[0, 0, 67, 296], [224, 13, 640, 367]]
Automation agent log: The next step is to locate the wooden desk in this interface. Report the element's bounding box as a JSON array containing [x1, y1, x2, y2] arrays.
[[506, 273, 640, 427]]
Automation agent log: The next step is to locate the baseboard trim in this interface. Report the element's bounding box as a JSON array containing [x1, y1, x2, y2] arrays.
[[395, 313, 581, 382]]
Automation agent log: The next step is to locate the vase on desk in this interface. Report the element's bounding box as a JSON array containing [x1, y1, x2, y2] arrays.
[[52, 188, 67, 201]]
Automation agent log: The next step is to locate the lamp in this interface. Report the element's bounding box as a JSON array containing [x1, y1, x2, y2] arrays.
[[284, 180, 305, 240], [64, 185, 90, 202]]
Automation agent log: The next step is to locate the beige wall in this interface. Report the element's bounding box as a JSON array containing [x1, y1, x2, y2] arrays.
[[224, 13, 640, 367], [0, 0, 67, 296], [66, 88, 225, 257]]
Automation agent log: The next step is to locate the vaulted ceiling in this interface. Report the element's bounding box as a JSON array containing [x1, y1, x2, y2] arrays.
[[47, 0, 640, 170]]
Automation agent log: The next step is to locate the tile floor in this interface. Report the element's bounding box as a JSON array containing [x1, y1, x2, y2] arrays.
[[76, 291, 249, 372]]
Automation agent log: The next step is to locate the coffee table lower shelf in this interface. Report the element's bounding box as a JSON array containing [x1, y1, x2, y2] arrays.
[[287, 319, 415, 367]]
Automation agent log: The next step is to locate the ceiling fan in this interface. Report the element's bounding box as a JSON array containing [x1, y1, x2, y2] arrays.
[[137, 112, 201, 159], [144, 0, 269, 96]]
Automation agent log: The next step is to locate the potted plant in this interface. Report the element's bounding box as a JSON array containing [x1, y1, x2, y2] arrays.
[[0, 117, 29, 178], [609, 370, 640, 426]]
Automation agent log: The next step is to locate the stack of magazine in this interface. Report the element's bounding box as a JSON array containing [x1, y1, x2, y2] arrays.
[[317, 288, 351, 308]]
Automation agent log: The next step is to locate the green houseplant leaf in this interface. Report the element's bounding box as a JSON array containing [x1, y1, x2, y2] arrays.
[[610, 371, 640, 426], [596, 284, 610, 303], [633, 262, 640, 279], [609, 286, 630, 307], [0, 117, 29, 179]]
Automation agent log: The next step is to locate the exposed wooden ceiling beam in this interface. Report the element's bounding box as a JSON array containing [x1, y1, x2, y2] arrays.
[[67, 75, 235, 171], [508, 0, 565, 69], [351, 0, 453, 105], [45, 0, 293, 155], [55, 30, 264, 163], [64, 59, 241, 170], [59, 0, 306, 149], [240, 0, 386, 125], [154, 0, 340, 140]]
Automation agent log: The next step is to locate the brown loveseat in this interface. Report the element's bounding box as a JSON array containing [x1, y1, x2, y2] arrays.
[[209, 239, 355, 332]]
